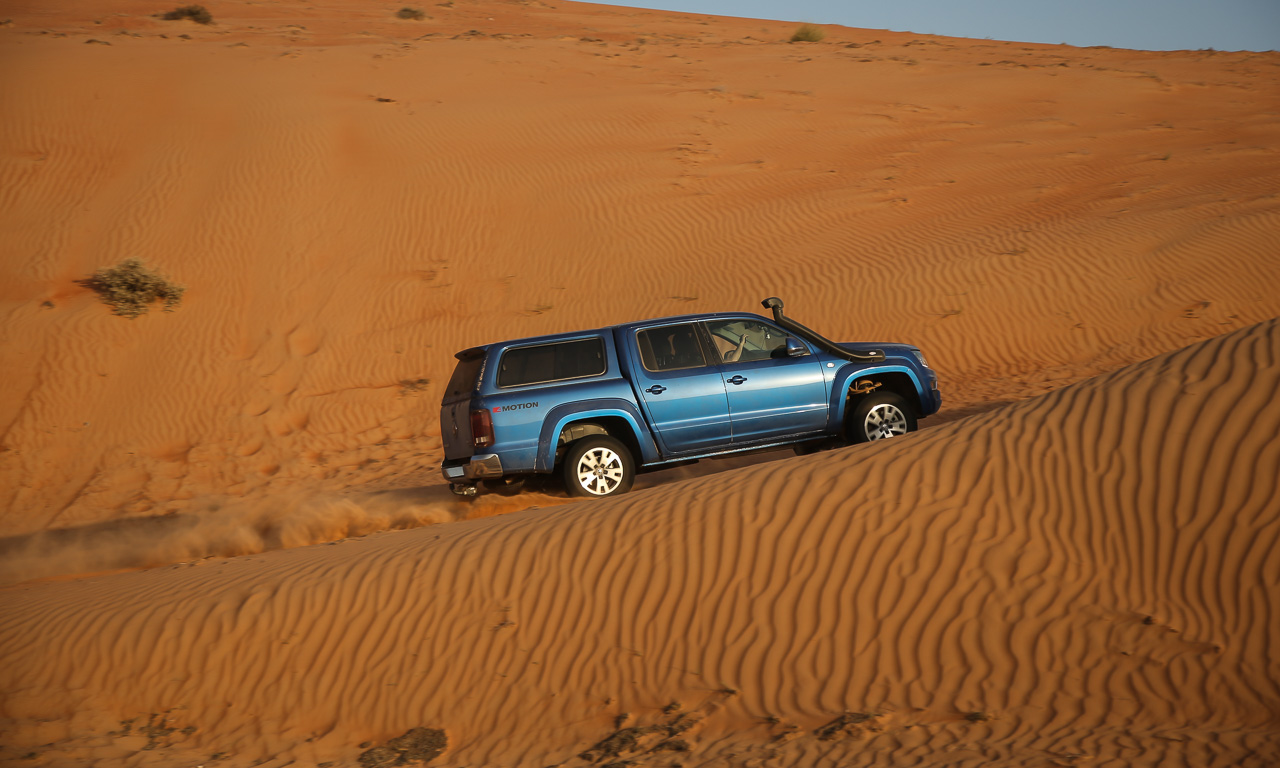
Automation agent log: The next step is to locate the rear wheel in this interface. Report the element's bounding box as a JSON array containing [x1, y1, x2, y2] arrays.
[[562, 436, 635, 498], [483, 476, 527, 496], [847, 392, 917, 444]]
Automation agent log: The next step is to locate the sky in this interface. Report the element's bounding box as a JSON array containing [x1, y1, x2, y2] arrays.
[[605, 0, 1280, 52]]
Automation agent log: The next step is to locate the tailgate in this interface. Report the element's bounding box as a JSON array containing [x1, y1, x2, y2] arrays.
[[440, 399, 474, 460]]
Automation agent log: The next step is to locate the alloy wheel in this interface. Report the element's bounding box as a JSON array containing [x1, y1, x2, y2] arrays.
[[575, 446, 625, 495], [863, 403, 908, 441]]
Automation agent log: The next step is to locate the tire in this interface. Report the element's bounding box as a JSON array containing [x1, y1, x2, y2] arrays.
[[483, 477, 527, 496], [562, 436, 635, 498], [847, 392, 917, 444], [793, 440, 826, 456]]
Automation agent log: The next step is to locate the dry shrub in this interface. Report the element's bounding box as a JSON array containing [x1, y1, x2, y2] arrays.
[[161, 5, 213, 24], [84, 258, 186, 318], [790, 24, 825, 43], [396, 7, 426, 20]]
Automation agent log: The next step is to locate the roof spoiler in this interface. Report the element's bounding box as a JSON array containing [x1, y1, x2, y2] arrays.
[[762, 297, 884, 362], [454, 346, 487, 361]]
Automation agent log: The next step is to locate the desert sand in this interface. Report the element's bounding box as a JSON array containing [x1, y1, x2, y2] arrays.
[[1, 0, 1278, 765]]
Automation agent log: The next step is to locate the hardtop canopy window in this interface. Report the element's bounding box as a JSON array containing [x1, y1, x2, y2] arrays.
[[637, 323, 708, 372], [443, 355, 484, 401], [497, 337, 606, 388]]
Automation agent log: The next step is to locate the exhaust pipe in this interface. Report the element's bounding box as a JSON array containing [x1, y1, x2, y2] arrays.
[[762, 297, 884, 362], [449, 483, 479, 498]]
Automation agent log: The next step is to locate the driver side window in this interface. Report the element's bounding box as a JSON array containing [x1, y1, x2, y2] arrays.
[[704, 319, 789, 364]]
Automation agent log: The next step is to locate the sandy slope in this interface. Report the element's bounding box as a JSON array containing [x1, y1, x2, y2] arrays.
[[1, 1, 1280, 765], [1, 0, 1279, 538], [2, 317, 1277, 767]]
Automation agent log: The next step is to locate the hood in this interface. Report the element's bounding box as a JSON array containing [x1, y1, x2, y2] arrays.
[[837, 342, 919, 360]]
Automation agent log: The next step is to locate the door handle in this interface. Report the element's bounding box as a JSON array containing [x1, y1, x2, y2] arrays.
[[727, 375, 748, 385], [646, 385, 667, 394]]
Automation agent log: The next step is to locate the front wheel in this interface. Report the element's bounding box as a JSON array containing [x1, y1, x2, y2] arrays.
[[847, 392, 917, 444], [562, 436, 635, 498]]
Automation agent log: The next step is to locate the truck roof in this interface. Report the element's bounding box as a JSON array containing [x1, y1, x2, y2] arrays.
[[453, 310, 768, 360]]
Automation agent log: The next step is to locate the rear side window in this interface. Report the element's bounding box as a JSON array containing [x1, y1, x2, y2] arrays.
[[497, 338, 606, 388], [637, 323, 708, 372]]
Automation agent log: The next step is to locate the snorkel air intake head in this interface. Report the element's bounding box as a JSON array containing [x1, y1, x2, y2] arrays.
[[760, 296, 884, 362]]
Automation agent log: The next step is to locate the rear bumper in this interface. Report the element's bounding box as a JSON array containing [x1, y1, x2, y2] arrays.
[[441, 454, 504, 483]]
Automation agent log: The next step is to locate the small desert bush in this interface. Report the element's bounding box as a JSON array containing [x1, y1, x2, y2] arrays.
[[396, 7, 425, 20], [85, 259, 186, 318], [162, 5, 213, 24], [790, 24, 825, 43]]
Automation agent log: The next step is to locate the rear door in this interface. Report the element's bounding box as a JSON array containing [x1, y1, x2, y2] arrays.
[[629, 321, 731, 455], [702, 318, 829, 443], [440, 352, 485, 460]]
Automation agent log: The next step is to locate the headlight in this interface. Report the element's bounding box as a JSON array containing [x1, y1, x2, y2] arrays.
[[911, 350, 929, 368]]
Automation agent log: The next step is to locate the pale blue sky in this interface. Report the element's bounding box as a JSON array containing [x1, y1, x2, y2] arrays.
[[606, 1, 1280, 52]]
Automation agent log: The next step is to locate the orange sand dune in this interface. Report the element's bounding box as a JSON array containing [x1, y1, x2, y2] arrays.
[[2, 1, 1280, 765], [2, 0, 1279, 537], [2, 318, 1277, 767]]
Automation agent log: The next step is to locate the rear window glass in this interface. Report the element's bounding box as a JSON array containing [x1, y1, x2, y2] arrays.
[[443, 356, 484, 401], [637, 323, 708, 372], [497, 338, 606, 388]]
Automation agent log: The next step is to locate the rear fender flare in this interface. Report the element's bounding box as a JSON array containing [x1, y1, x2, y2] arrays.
[[537, 400, 659, 471]]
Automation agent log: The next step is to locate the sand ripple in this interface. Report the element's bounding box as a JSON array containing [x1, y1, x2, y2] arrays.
[[2, 320, 1276, 766]]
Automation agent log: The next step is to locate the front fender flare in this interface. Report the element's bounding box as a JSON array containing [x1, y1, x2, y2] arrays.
[[827, 364, 924, 431]]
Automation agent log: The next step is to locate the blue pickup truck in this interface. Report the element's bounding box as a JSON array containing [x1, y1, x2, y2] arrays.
[[440, 298, 941, 498]]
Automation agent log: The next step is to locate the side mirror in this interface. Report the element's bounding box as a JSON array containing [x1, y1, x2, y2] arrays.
[[785, 337, 809, 357]]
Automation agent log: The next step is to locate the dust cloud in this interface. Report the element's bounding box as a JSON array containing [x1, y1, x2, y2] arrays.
[[0, 492, 462, 586]]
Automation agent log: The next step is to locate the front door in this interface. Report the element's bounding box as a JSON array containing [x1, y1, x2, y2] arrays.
[[702, 318, 829, 443], [631, 322, 732, 455]]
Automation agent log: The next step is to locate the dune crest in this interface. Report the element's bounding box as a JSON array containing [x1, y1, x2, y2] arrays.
[[2, 319, 1276, 766]]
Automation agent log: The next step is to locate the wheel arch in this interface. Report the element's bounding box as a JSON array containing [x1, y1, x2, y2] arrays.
[[554, 416, 644, 469], [537, 400, 657, 471], [828, 365, 924, 428]]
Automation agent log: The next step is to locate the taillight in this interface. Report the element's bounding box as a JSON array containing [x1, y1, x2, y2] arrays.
[[470, 409, 494, 449]]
